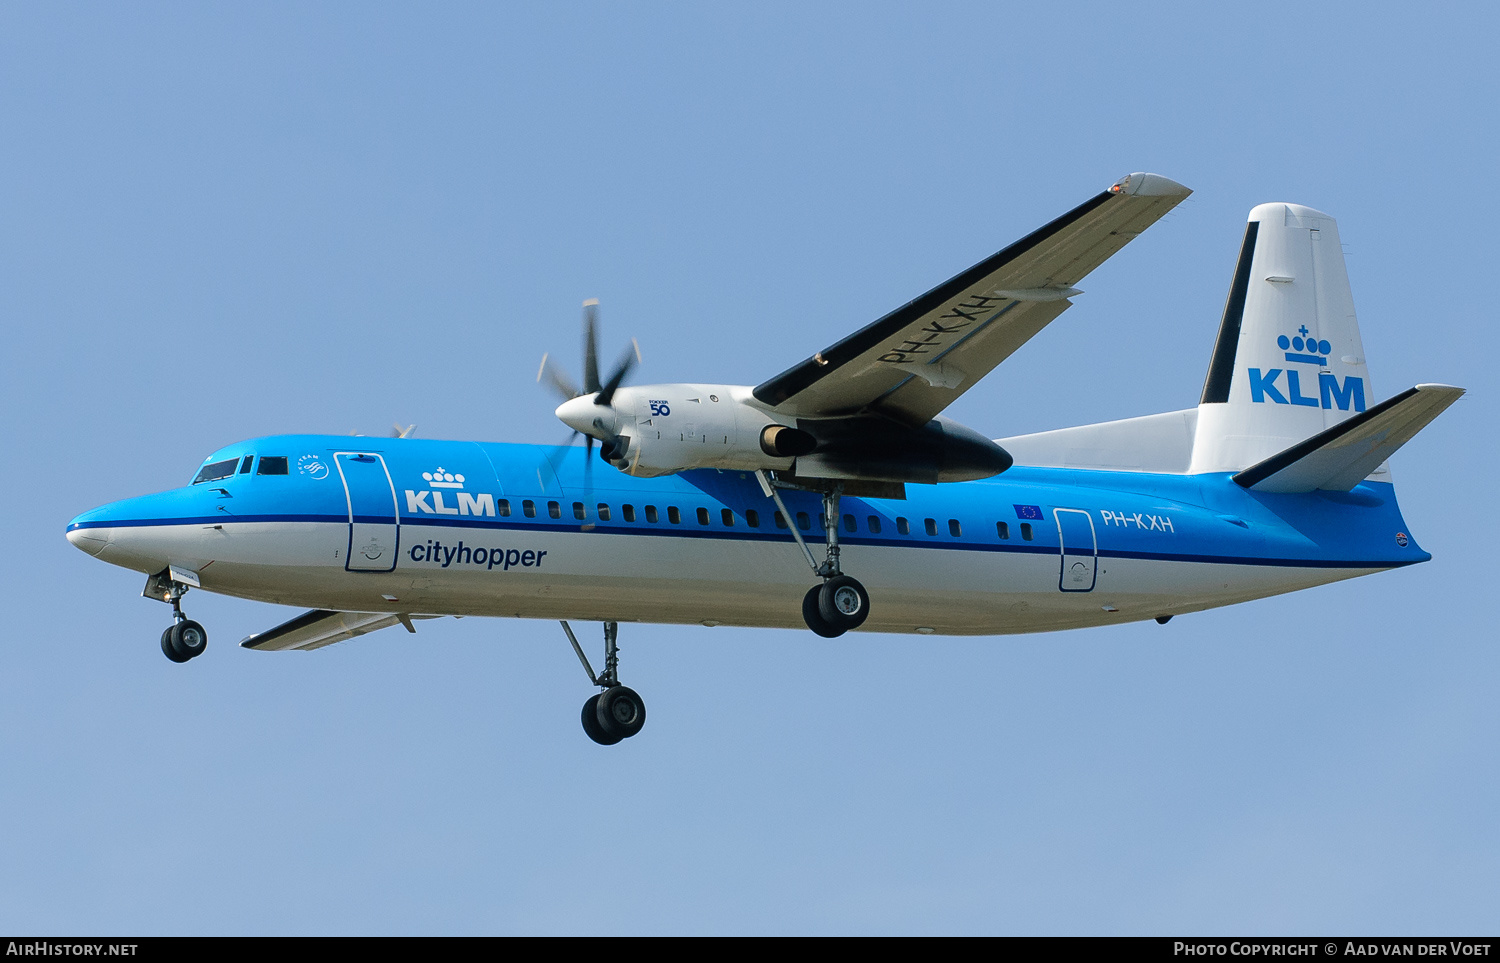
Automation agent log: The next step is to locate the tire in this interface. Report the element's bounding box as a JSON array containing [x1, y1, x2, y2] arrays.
[[161, 626, 191, 663], [581, 693, 623, 745], [169, 620, 208, 661], [802, 584, 844, 638], [818, 575, 869, 631], [596, 685, 646, 739]]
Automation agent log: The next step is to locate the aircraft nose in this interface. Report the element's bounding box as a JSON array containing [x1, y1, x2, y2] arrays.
[[66, 512, 111, 557]]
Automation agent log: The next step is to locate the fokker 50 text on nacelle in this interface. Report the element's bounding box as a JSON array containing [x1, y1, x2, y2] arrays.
[[68, 173, 1464, 745]]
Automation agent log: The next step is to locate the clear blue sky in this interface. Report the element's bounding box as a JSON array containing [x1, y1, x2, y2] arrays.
[[3, 1, 1495, 934]]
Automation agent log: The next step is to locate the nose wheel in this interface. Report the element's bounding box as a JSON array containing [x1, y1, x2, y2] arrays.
[[145, 570, 209, 663], [160, 620, 209, 663], [561, 620, 647, 745]]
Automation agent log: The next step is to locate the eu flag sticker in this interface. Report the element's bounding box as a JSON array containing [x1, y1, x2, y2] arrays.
[[1013, 504, 1043, 520]]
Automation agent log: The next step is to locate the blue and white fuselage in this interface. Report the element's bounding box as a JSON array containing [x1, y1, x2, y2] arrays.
[[65, 435, 1426, 635]]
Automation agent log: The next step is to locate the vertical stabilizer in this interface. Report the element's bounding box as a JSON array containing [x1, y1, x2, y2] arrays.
[[1189, 204, 1375, 474]]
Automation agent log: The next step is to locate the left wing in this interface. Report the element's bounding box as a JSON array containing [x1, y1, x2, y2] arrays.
[[753, 172, 1190, 426], [240, 609, 436, 652]]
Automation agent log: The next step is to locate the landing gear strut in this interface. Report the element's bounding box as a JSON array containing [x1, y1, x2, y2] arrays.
[[561, 620, 646, 745], [145, 569, 208, 663], [757, 473, 870, 638]]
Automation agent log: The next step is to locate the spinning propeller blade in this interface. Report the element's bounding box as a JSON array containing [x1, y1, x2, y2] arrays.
[[596, 342, 638, 407], [537, 353, 581, 402], [582, 299, 601, 395]]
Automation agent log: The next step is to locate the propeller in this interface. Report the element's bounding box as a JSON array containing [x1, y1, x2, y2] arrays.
[[537, 299, 640, 468]]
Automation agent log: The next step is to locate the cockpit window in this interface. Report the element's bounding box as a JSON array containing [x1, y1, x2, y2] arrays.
[[256, 456, 289, 476], [238, 455, 254, 474], [193, 458, 240, 485]]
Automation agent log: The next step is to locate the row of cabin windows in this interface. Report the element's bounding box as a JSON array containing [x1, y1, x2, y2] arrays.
[[487, 499, 1032, 540], [188, 461, 1039, 544]]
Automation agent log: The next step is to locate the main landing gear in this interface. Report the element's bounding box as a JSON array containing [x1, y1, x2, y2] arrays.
[[560, 620, 646, 746], [756, 474, 870, 638], [144, 570, 209, 663]]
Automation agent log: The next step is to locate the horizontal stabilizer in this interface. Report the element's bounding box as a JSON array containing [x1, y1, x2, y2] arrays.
[[1232, 384, 1464, 493], [240, 609, 437, 651]]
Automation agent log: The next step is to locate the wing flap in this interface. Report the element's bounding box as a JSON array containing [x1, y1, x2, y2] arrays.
[[1232, 384, 1464, 493], [240, 609, 436, 652], [753, 173, 1191, 423]]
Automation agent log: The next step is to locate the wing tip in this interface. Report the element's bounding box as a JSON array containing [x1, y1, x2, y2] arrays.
[[1111, 172, 1192, 198]]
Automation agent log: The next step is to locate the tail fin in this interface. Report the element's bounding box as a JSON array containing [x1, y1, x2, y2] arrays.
[[1189, 204, 1377, 474]]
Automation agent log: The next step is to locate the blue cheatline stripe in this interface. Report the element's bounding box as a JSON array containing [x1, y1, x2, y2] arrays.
[[68, 513, 1419, 571]]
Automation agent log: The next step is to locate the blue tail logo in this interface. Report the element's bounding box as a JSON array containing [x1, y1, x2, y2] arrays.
[[1247, 328, 1365, 412]]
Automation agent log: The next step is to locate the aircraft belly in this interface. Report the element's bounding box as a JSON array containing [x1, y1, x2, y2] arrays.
[[187, 523, 1377, 636]]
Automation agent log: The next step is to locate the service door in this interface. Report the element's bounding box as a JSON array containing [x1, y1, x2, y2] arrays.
[[1054, 508, 1097, 592], [336, 452, 399, 573]]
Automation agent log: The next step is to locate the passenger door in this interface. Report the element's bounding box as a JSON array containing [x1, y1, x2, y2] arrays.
[[335, 452, 399, 573], [1053, 508, 1097, 592]]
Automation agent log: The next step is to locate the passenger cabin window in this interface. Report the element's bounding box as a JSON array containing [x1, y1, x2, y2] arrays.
[[843, 514, 856, 533], [746, 509, 760, 528], [622, 504, 635, 522], [192, 458, 239, 485], [256, 456, 288, 475], [796, 511, 810, 530], [523, 500, 536, 518], [721, 508, 734, 526], [239, 455, 254, 474], [897, 517, 910, 535], [645, 505, 658, 523], [997, 521, 1010, 539], [597, 504, 611, 521], [697, 507, 710, 525], [924, 518, 938, 536], [548, 501, 561, 519], [867, 515, 882, 534], [573, 501, 587, 520], [1021, 522, 1034, 540], [949, 519, 962, 537], [667, 506, 681, 524], [498, 499, 511, 517], [774, 511, 787, 529]]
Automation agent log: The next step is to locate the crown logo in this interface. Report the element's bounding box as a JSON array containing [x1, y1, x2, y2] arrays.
[[422, 467, 465, 489], [1277, 326, 1331, 365]]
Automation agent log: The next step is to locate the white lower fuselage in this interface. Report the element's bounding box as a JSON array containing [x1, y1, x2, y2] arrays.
[[77, 516, 1375, 636]]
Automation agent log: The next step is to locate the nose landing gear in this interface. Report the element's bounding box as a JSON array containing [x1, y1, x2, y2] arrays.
[[145, 569, 209, 663], [561, 620, 646, 745]]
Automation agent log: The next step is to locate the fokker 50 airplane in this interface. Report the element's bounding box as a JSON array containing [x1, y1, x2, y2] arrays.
[[67, 172, 1463, 745]]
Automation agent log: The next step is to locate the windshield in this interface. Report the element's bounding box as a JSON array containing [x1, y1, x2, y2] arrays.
[[192, 458, 239, 485]]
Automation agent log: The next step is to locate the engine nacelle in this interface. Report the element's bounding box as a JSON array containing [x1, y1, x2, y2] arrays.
[[791, 416, 1013, 484], [590, 383, 1011, 486], [605, 384, 803, 477]]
